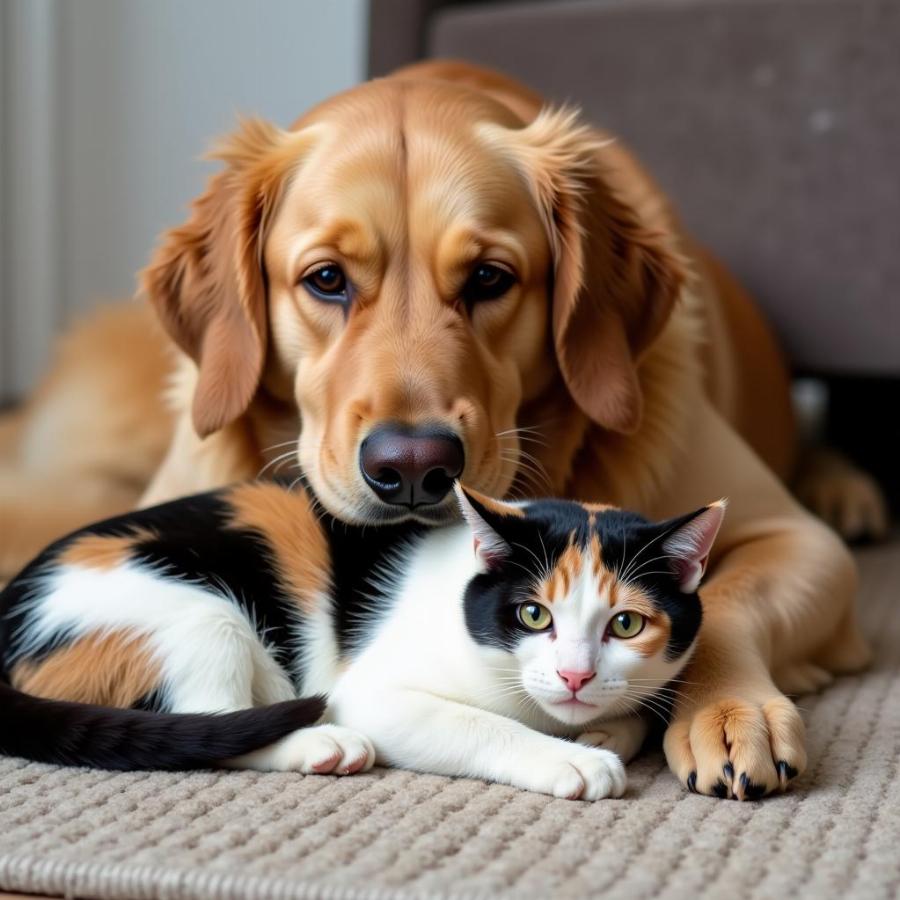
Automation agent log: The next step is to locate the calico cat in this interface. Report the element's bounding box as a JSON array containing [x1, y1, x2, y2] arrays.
[[0, 482, 724, 800]]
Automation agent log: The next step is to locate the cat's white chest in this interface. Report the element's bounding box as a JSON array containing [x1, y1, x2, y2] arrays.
[[333, 528, 488, 699], [329, 527, 565, 734]]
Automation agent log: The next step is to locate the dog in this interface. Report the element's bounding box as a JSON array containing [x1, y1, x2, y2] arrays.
[[0, 60, 879, 797]]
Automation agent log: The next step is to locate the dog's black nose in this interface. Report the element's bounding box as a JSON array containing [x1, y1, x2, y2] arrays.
[[360, 425, 464, 508]]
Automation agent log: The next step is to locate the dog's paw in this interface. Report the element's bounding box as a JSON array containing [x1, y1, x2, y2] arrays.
[[577, 716, 647, 763], [517, 743, 627, 800], [245, 724, 375, 774], [795, 448, 888, 542], [774, 661, 834, 696], [664, 695, 806, 800]]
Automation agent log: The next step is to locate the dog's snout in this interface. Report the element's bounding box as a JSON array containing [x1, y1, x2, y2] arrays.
[[360, 425, 464, 508]]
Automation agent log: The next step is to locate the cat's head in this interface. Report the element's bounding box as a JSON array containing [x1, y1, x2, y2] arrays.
[[456, 485, 725, 727]]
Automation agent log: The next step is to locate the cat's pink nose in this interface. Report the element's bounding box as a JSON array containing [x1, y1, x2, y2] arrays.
[[557, 669, 596, 692]]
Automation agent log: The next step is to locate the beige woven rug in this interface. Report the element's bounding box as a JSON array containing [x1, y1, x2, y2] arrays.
[[1, 540, 898, 900]]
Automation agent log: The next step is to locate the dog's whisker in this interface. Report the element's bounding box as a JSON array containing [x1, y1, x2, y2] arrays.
[[257, 447, 300, 479], [259, 439, 301, 454]]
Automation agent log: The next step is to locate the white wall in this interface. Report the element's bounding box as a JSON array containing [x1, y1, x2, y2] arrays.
[[0, 0, 367, 399]]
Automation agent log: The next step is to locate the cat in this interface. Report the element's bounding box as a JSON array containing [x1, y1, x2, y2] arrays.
[[0, 481, 724, 800]]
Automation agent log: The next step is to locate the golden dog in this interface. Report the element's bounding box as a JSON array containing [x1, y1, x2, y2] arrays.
[[0, 61, 876, 798]]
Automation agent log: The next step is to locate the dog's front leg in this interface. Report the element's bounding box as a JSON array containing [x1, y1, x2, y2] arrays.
[[604, 400, 875, 800], [663, 512, 870, 800]]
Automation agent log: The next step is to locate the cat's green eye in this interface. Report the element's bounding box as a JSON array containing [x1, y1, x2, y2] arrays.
[[609, 611, 645, 639], [517, 603, 553, 632]]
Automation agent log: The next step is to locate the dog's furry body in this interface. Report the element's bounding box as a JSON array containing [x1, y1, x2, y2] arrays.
[[0, 61, 874, 796]]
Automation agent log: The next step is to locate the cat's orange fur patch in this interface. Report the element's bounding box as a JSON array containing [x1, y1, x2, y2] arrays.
[[588, 532, 605, 579], [615, 586, 671, 657], [12, 630, 160, 707], [583, 502, 616, 516], [226, 482, 330, 613], [542, 535, 581, 602], [599, 570, 622, 609], [626, 618, 671, 658], [58, 530, 155, 571]]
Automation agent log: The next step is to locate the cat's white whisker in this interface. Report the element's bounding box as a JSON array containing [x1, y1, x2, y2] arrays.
[[619, 523, 682, 584], [622, 552, 680, 585], [510, 541, 549, 579]]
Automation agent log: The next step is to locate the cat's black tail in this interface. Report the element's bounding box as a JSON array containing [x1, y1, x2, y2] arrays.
[[0, 681, 325, 770]]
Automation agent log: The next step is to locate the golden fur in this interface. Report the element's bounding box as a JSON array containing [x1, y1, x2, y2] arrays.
[[0, 304, 171, 582], [0, 61, 876, 797]]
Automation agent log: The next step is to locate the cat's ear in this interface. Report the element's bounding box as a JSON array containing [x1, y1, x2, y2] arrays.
[[454, 484, 523, 570], [660, 500, 727, 593]]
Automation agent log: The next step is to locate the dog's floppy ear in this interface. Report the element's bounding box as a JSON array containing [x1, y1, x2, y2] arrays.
[[482, 110, 685, 434], [140, 119, 318, 438]]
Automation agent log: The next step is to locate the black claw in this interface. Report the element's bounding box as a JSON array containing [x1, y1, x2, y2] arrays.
[[723, 762, 734, 780], [739, 773, 766, 800], [778, 760, 799, 782], [687, 771, 698, 793], [713, 779, 729, 799]]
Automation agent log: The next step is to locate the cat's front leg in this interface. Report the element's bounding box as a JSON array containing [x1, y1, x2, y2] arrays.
[[334, 689, 626, 800], [577, 716, 648, 763]]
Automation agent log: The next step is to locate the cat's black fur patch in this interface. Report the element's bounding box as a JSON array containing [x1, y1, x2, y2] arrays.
[[0, 492, 304, 682], [588, 507, 706, 661], [462, 497, 703, 663], [124, 493, 301, 672], [0, 488, 427, 688], [317, 510, 425, 656], [0, 530, 93, 672], [462, 495, 594, 651]]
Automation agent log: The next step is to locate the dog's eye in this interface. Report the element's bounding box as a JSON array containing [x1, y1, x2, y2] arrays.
[[302, 264, 349, 302], [462, 263, 515, 305]]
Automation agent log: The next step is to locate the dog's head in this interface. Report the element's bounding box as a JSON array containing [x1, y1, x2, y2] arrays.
[[142, 76, 684, 524]]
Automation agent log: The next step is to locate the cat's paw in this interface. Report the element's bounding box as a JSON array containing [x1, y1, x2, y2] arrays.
[[521, 744, 627, 801], [242, 724, 375, 774], [664, 694, 806, 799], [578, 716, 648, 763]]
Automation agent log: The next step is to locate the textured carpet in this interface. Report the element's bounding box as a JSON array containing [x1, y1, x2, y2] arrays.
[[1, 540, 898, 900]]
